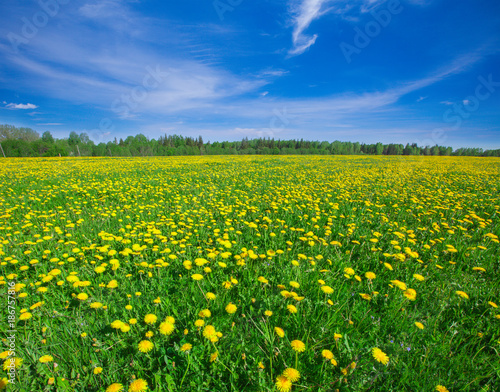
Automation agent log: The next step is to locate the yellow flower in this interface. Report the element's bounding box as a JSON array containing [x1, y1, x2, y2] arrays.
[[264, 310, 273, 317], [93, 367, 103, 374], [275, 327, 285, 338], [107, 280, 118, 289], [19, 312, 32, 321], [39, 355, 53, 363], [225, 303, 237, 314], [275, 375, 292, 392], [191, 274, 203, 281], [206, 292, 216, 300], [195, 319, 205, 328], [203, 325, 217, 340], [287, 304, 298, 314], [415, 322, 424, 330], [90, 302, 103, 309], [138, 340, 154, 353], [282, 368, 300, 383], [372, 347, 389, 365], [180, 343, 192, 352], [290, 340, 306, 352], [144, 314, 157, 324], [0, 378, 9, 390], [3, 358, 22, 370], [289, 281, 300, 289], [413, 274, 425, 281], [106, 383, 124, 392], [334, 333, 342, 341], [436, 386, 449, 392], [359, 293, 372, 301], [321, 285, 334, 294], [404, 289, 417, 301], [77, 293, 88, 301], [456, 291, 469, 299], [365, 272, 376, 280], [159, 321, 175, 335], [322, 349, 334, 360], [128, 378, 148, 392], [210, 352, 218, 362], [488, 301, 498, 308], [199, 309, 211, 318], [344, 267, 355, 275]]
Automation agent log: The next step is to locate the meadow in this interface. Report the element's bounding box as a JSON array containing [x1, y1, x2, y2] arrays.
[[0, 155, 499, 392]]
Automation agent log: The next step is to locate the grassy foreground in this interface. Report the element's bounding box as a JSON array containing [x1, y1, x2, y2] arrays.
[[0, 155, 499, 392]]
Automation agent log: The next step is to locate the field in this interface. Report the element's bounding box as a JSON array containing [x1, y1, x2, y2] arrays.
[[0, 155, 499, 392]]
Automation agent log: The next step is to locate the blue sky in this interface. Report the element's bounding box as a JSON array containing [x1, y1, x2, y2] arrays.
[[0, 0, 499, 148]]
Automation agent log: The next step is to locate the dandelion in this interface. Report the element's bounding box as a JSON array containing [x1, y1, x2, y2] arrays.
[[290, 340, 306, 352], [203, 325, 217, 340], [199, 309, 211, 318], [321, 285, 334, 294], [322, 349, 334, 360], [275, 375, 292, 392], [39, 355, 53, 363], [195, 319, 205, 328], [488, 301, 498, 308], [90, 302, 103, 309], [159, 321, 175, 335], [275, 327, 285, 338], [19, 312, 32, 321], [365, 272, 376, 280], [138, 340, 154, 353], [287, 304, 298, 314], [456, 291, 469, 299], [206, 292, 216, 300], [264, 310, 273, 317], [191, 274, 203, 281], [413, 274, 425, 281], [372, 347, 389, 365], [282, 368, 300, 382], [93, 367, 103, 374], [3, 358, 22, 370], [144, 314, 157, 324], [106, 383, 124, 392], [359, 293, 372, 301], [77, 293, 88, 301], [180, 343, 192, 352], [210, 352, 218, 362], [225, 303, 237, 314], [0, 378, 9, 390], [289, 281, 300, 289], [128, 379, 148, 392], [415, 322, 424, 330], [435, 386, 449, 392], [404, 289, 417, 301]]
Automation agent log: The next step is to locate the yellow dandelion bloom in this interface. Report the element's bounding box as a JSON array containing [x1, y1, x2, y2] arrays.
[[180, 343, 192, 352], [456, 291, 469, 299], [77, 293, 88, 301], [435, 386, 449, 392], [282, 368, 300, 383], [225, 303, 237, 314], [128, 378, 148, 392], [365, 272, 376, 280], [275, 327, 285, 338], [138, 340, 154, 353], [199, 309, 211, 318], [206, 292, 216, 300], [144, 314, 157, 324], [106, 383, 124, 392], [322, 349, 334, 360], [404, 289, 417, 301], [203, 325, 217, 340], [321, 285, 334, 294], [19, 312, 32, 321], [159, 321, 175, 335], [290, 340, 306, 352], [372, 347, 389, 365], [191, 274, 203, 281], [39, 355, 53, 363], [93, 367, 103, 374], [275, 375, 292, 392], [287, 304, 298, 314], [264, 310, 273, 317], [415, 322, 424, 330]]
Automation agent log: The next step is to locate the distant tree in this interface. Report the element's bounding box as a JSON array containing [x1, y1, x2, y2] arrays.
[[41, 131, 55, 144]]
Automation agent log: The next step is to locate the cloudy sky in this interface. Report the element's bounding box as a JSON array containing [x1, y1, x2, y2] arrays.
[[0, 0, 499, 148]]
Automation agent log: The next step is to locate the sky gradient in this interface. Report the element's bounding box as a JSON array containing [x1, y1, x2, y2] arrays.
[[1, 0, 499, 148]]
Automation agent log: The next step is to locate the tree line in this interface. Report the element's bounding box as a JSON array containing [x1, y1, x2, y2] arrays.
[[1, 124, 499, 157]]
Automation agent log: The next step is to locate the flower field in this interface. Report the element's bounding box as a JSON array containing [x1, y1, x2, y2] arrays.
[[0, 155, 499, 392]]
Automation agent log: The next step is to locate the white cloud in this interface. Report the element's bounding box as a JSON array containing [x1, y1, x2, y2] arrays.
[[5, 103, 38, 109], [440, 101, 454, 105]]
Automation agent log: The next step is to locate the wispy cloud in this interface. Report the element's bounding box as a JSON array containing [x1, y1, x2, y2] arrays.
[[5, 103, 38, 109]]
